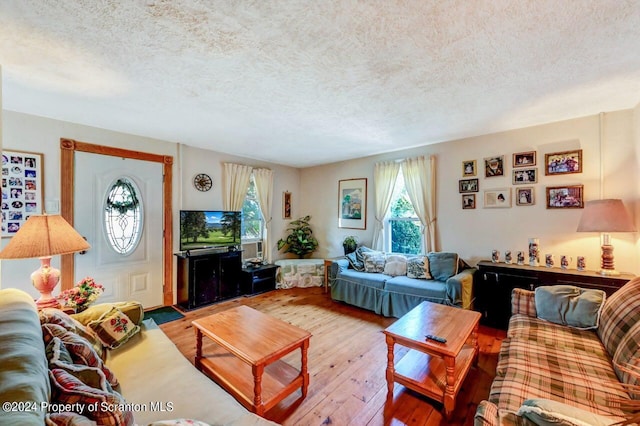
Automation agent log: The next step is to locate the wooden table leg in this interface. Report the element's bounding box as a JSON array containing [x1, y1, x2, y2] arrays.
[[385, 334, 395, 398], [252, 363, 264, 416], [443, 355, 455, 418], [471, 323, 479, 367], [194, 328, 202, 369], [301, 339, 310, 398], [323, 259, 331, 293]]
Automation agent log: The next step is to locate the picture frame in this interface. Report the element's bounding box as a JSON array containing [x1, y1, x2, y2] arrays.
[[462, 194, 476, 209], [546, 185, 584, 209], [462, 160, 476, 177], [484, 155, 504, 177], [545, 149, 583, 175], [282, 191, 292, 219], [515, 187, 535, 206], [512, 168, 538, 185], [338, 178, 367, 229], [513, 151, 536, 168], [483, 188, 511, 208], [458, 178, 479, 193], [2, 150, 44, 237]]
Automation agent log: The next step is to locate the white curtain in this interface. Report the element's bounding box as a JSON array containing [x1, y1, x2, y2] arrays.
[[252, 168, 273, 262], [222, 163, 253, 211], [371, 161, 400, 251], [402, 155, 437, 252]]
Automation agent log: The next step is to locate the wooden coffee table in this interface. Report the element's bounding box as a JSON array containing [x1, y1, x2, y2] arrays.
[[192, 305, 311, 416], [383, 301, 481, 418]]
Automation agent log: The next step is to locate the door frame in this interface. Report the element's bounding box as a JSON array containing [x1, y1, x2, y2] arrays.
[[60, 138, 174, 306]]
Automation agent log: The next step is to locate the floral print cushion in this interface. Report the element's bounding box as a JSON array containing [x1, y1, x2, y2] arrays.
[[88, 307, 140, 350]]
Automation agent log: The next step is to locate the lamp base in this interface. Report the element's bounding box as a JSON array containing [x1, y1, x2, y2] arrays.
[[600, 244, 617, 277], [31, 257, 61, 310]]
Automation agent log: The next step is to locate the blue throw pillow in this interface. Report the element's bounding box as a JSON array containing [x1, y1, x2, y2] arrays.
[[534, 285, 606, 330], [518, 398, 622, 426], [426, 252, 459, 281]]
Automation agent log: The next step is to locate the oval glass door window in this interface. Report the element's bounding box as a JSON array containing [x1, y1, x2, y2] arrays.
[[103, 177, 143, 255]]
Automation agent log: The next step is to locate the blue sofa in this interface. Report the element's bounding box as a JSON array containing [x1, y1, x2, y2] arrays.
[[329, 251, 475, 318]]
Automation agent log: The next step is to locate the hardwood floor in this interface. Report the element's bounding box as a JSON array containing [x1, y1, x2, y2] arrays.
[[160, 287, 506, 425]]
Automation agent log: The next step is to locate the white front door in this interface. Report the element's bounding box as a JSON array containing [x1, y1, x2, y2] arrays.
[[74, 152, 163, 308]]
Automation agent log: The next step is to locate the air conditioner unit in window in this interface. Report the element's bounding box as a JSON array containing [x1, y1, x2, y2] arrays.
[[241, 241, 263, 262]]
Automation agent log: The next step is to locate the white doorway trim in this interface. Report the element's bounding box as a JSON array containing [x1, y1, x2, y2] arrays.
[[60, 138, 174, 306]]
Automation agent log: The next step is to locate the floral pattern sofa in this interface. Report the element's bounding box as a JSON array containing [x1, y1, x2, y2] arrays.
[[329, 248, 475, 318], [0, 288, 277, 426], [475, 277, 640, 425]]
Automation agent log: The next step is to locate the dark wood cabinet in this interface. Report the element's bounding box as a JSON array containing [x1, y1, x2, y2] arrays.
[[475, 261, 635, 329], [240, 264, 278, 296], [176, 250, 242, 310]]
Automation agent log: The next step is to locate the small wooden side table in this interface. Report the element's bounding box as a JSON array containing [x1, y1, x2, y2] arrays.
[[323, 256, 344, 293], [383, 301, 481, 418], [193, 305, 311, 416]]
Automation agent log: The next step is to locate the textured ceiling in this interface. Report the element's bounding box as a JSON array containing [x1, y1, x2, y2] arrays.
[[1, 1, 640, 168]]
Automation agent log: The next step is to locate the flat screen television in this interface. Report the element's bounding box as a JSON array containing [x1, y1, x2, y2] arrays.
[[179, 210, 242, 252]]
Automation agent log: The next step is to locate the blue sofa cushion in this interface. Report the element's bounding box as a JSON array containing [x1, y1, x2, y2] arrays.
[[427, 252, 459, 281], [338, 269, 389, 290], [385, 276, 448, 302]]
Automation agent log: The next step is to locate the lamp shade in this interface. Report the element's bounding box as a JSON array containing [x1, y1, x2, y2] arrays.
[[576, 199, 636, 233], [0, 214, 90, 259]]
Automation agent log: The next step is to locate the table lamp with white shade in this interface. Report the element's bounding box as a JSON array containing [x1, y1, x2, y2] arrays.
[[0, 214, 90, 309], [576, 199, 636, 276]]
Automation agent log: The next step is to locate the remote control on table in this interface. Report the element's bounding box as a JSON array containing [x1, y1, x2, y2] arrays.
[[425, 334, 447, 343]]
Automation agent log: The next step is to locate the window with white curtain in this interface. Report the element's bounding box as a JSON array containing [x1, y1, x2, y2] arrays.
[[385, 169, 423, 254], [241, 174, 264, 241]]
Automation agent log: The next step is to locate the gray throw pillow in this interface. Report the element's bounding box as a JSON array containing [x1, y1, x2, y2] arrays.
[[362, 251, 386, 273], [534, 285, 606, 330]]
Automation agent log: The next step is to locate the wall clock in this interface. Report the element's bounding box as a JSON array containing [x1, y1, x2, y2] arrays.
[[193, 173, 212, 192]]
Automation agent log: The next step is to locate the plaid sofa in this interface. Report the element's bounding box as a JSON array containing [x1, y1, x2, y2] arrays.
[[475, 277, 640, 425]]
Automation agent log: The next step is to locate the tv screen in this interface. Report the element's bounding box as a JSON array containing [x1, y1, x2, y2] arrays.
[[179, 210, 242, 252]]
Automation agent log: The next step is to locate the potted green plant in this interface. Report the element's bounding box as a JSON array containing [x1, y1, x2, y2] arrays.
[[277, 215, 319, 258], [343, 235, 358, 255]]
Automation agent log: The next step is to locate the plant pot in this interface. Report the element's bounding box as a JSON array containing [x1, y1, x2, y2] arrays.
[[343, 244, 357, 255]]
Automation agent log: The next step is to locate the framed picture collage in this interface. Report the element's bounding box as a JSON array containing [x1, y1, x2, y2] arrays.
[[2, 150, 44, 237], [459, 149, 583, 210]]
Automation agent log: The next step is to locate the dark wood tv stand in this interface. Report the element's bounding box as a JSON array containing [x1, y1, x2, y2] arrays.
[[175, 249, 242, 310]]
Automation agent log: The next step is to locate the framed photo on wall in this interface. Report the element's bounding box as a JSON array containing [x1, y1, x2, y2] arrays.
[[513, 151, 536, 168], [546, 185, 584, 209], [459, 178, 479, 193], [338, 178, 367, 229], [283, 191, 292, 219], [484, 155, 504, 177], [462, 194, 476, 209], [512, 168, 538, 184], [2, 150, 44, 237], [516, 187, 535, 206], [462, 160, 476, 177], [484, 188, 511, 208], [545, 149, 582, 175]]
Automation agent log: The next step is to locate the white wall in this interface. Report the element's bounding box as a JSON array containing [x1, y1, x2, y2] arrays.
[[301, 110, 640, 275], [0, 111, 300, 300]]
